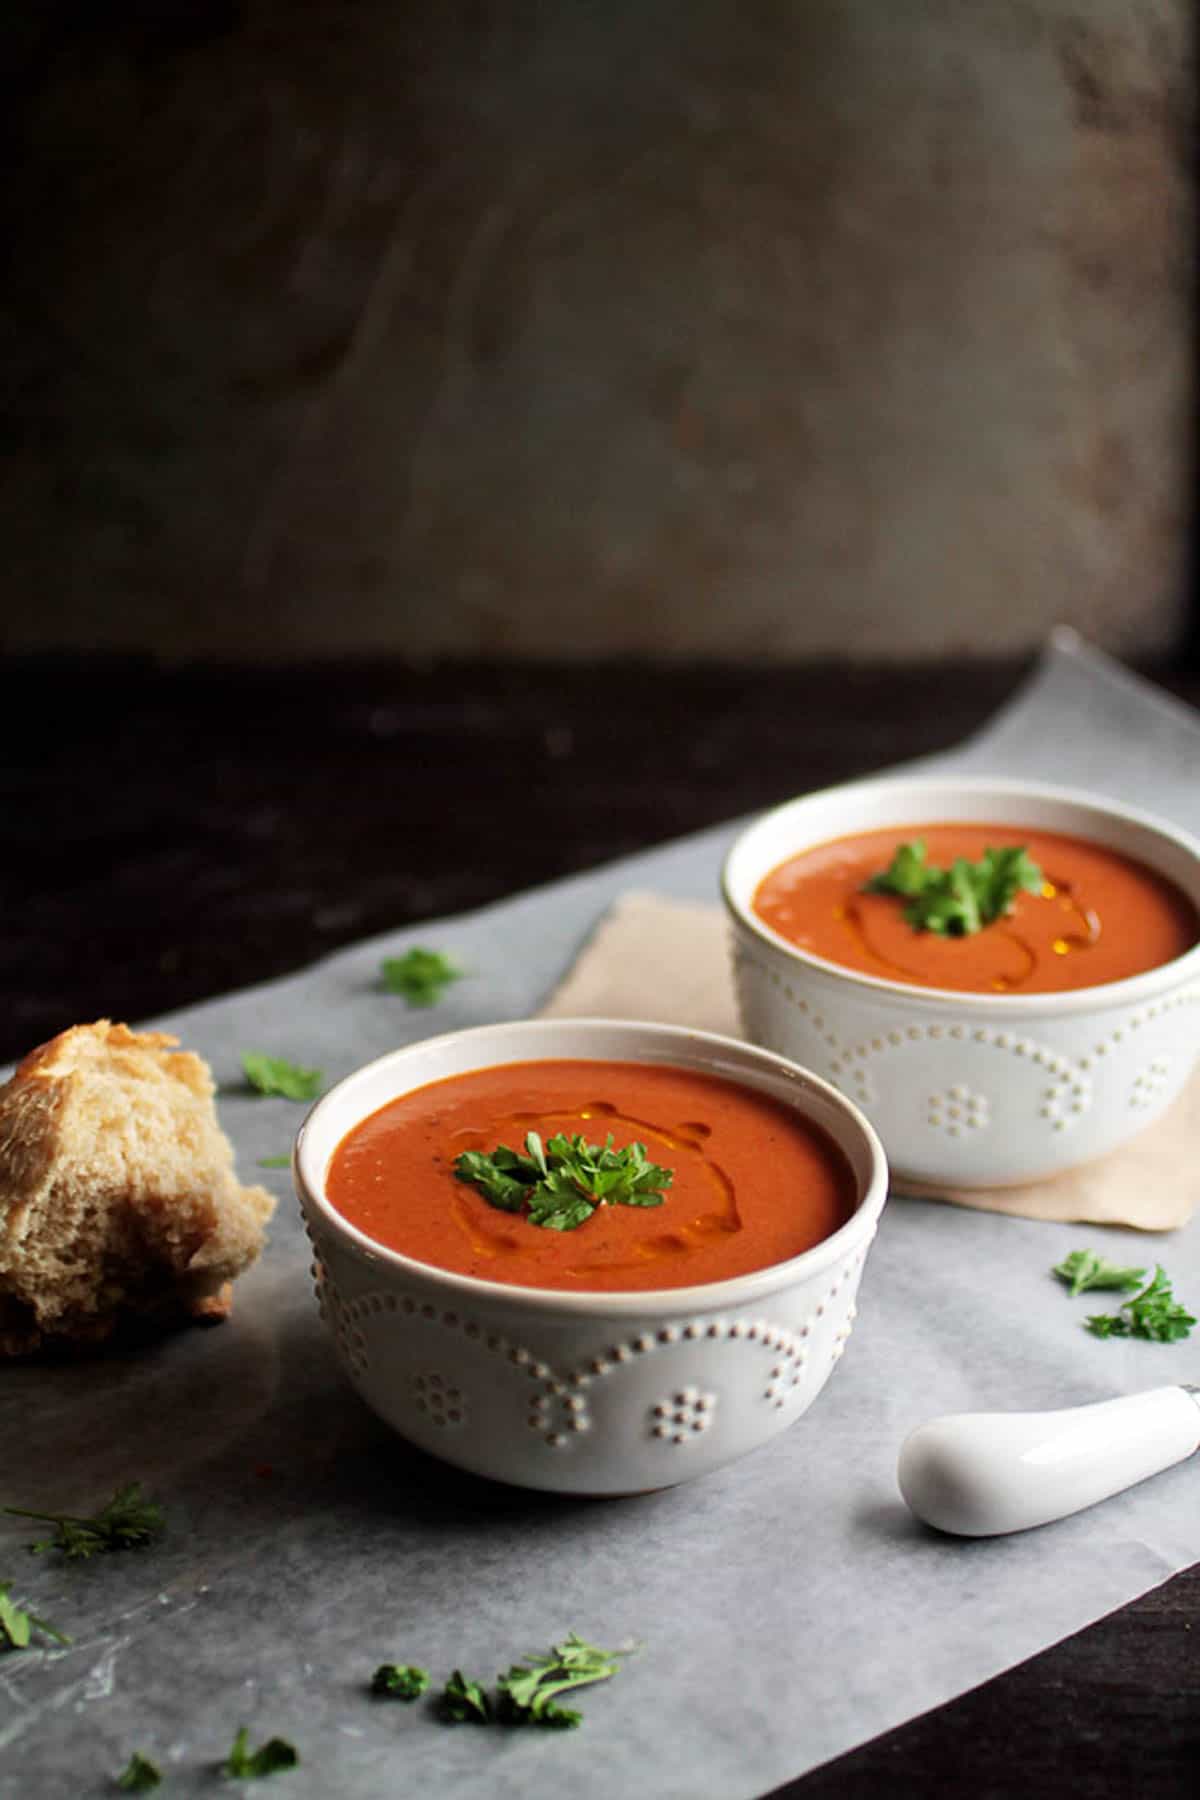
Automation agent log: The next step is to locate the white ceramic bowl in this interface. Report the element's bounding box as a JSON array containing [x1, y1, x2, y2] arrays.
[[293, 1018, 887, 1494], [722, 775, 1200, 1188]]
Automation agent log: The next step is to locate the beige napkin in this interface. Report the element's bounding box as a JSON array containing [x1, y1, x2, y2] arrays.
[[539, 891, 1199, 1231]]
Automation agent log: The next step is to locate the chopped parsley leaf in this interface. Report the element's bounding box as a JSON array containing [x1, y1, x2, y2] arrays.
[[438, 1671, 491, 1724], [117, 1751, 162, 1792], [241, 1054, 323, 1102], [221, 1728, 298, 1779], [455, 1132, 672, 1233], [1052, 1249, 1146, 1298], [865, 841, 1043, 937], [370, 1662, 430, 1701], [496, 1633, 628, 1728], [1084, 1265, 1196, 1342], [0, 1582, 70, 1650], [4, 1483, 163, 1559], [381, 949, 463, 1007]]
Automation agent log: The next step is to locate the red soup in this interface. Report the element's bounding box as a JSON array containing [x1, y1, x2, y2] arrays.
[[753, 823, 1199, 995], [326, 1059, 856, 1293]]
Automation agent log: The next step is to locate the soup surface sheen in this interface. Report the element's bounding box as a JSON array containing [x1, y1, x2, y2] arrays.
[[326, 1058, 856, 1292], [752, 823, 1198, 994]]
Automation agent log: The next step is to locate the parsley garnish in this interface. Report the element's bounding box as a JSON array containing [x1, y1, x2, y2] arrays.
[[256, 1154, 292, 1169], [4, 1483, 164, 1559], [1053, 1249, 1147, 1298], [381, 949, 463, 1007], [865, 840, 1043, 937], [496, 1633, 628, 1729], [221, 1728, 298, 1779], [438, 1670, 492, 1724], [0, 1581, 71, 1650], [241, 1053, 323, 1102], [370, 1662, 430, 1701], [1084, 1266, 1196, 1342], [117, 1751, 162, 1792], [455, 1131, 672, 1232], [436, 1636, 630, 1727]]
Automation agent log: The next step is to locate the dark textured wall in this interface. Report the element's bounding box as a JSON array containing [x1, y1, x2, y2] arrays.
[[2, 2, 1193, 659]]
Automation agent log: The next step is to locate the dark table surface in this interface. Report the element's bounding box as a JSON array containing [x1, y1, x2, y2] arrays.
[[2, 651, 1197, 1796]]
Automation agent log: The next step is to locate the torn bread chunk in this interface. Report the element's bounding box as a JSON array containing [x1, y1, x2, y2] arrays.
[[0, 1021, 275, 1355]]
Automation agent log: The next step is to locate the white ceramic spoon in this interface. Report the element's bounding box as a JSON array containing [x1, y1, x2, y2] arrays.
[[898, 1385, 1200, 1536]]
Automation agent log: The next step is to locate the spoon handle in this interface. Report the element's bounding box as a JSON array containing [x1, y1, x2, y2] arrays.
[[898, 1386, 1200, 1536]]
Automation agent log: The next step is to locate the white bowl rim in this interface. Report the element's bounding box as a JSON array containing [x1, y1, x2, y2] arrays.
[[721, 771, 1200, 1014], [293, 1017, 889, 1317]]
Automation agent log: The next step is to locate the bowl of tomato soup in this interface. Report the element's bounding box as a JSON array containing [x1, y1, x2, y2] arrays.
[[293, 1019, 887, 1494], [722, 776, 1200, 1188]]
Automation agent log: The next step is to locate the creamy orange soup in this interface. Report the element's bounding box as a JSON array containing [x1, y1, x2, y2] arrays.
[[752, 824, 1198, 995], [326, 1059, 856, 1292]]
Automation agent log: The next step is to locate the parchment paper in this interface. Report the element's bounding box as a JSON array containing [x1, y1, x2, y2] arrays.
[[3, 630, 1198, 1799]]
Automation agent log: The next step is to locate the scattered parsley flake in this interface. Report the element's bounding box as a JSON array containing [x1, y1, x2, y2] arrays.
[[438, 1670, 491, 1724], [221, 1728, 298, 1780], [496, 1633, 628, 1728], [501, 1696, 582, 1729], [370, 1662, 430, 1701], [455, 1133, 672, 1233], [241, 1054, 323, 1102], [4, 1483, 164, 1559], [117, 1751, 162, 1792], [256, 1154, 292, 1169], [865, 841, 1043, 937], [1052, 1249, 1146, 1298], [381, 949, 463, 1007], [0, 1582, 70, 1651], [1084, 1265, 1195, 1343]]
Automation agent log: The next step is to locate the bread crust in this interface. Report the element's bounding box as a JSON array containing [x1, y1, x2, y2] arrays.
[[0, 1020, 275, 1355]]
